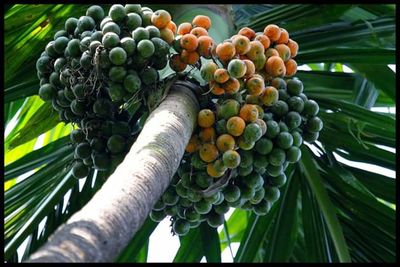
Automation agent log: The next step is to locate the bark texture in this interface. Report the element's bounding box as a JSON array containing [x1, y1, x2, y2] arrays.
[[27, 82, 199, 262]]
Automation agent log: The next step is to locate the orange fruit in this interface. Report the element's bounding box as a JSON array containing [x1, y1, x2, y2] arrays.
[[159, 28, 174, 44], [222, 77, 240, 94], [238, 27, 256, 40], [254, 34, 271, 49], [245, 75, 265, 96], [169, 54, 187, 72], [285, 59, 297, 77], [232, 35, 251, 55], [246, 40, 265, 61], [275, 44, 291, 62], [180, 33, 198, 52], [190, 27, 209, 37], [199, 143, 219, 163], [177, 22, 192, 35], [265, 56, 286, 77], [197, 35, 214, 58], [239, 104, 259, 122], [263, 24, 281, 42], [207, 162, 225, 178], [214, 68, 230, 83], [198, 109, 215, 128], [216, 42, 236, 61], [192, 15, 211, 30], [180, 50, 200, 65], [166, 21, 177, 34], [259, 86, 279, 106], [226, 116, 246, 136], [216, 134, 235, 152], [243, 59, 255, 77], [186, 134, 200, 153], [199, 127, 217, 143], [287, 39, 298, 58], [255, 105, 264, 119], [210, 81, 225, 95], [276, 28, 289, 44], [265, 47, 280, 59], [151, 10, 171, 29]]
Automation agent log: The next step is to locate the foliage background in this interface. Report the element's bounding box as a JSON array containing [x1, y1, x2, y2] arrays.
[[4, 4, 396, 263]]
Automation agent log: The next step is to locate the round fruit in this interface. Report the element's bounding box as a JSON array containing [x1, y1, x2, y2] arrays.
[[287, 96, 304, 113], [65, 17, 78, 33], [216, 134, 235, 152], [207, 162, 225, 178], [253, 155, 269, 169], [238, 136, 255, 150], [303, 99, 319, 117], [264, 186, 280, 202], [260, 86, 279, 106], [239, 104, 259, 123], [133, 27, 150, 42], [239, 150, 254, 168], [109, 47, 127, 65], [286, 79, 303, 96], [194, 200, 212, 214], [102, 21, 121, 35], [285, 111, 302, 130], [75, 142, 91, 159], [214, 201, 230, 215], [286, 146, 302, 163], [151, 9, 171, 29], [173, 219, 190, 235], [92, 153, 111, 170], [72, 161, 89, 179], [306, 116, 323, 132], [266, 164, 283, 177], [250, 188, 265, 204], [269, 173, 287, 187], [126, 13, 142, 31], [102, 32, 120, 49], [38, 84, 56, 101], [206, 212, 224, 228], [150, 209, 166, 222], [140, 67, 159, 85], [265, 120, 280, 139], [219, 99, 240, 120], [255, 138, 273, 155], [137, 39, 155, 58], [276, 132, 294, 149], [239, 164, 253, 176], [243, 122, 263, 142], [124, 72, 141, 93], [222, 150, 241, 168], [200, 62, 218, 82], [292, 131, 303, 147], [271, 100, 289, 118], [109, 4, 126, 23], [227, 59, 247, 79], [151, 37, 169, 57], [268, 148, 286, 166], [107, 135, 126, 154], [253, 199, 271, 215], [93, 99, 113, 118], [108, 66, 127, 82], [223, 184, 241, 202], [199, 143, 219, 163]]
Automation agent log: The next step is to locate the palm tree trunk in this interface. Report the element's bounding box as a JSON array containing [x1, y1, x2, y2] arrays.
[[27, 81, 199, 262]]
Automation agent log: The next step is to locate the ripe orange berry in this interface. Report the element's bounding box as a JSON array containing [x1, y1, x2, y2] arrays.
[[169, 54, 187, 72], [190, 27, 209, 37], [180, 33, 198, 52], [151, 10, 172, 29], [276, 28, 289, 44], [210, 81, 225, 95], [192, 15, 211, 30], [214, 68, 230, 83], [239, 104, 259, 122], [216, 134, 235, 152], [197, 35, 214, 58], [260, 86, 279, 106], [199, 127, 217, 143], [222, 77, 240, 95], [263, 24, 281, 42], [285, 59, 297, 77], [245, 75, 265, 96], [243, 59, 256, 77], [265, 47, 280, 59], [232, 35, 251, 55], [246, 40, 265, 61], [265, 56, 286, 77], [254, 34, 271, 49], [199, 143, 219, 163], [177, 22, 192, 35], [166, 21, 177, 34], [186, 135, 200, 153], [180, 50, 200, 65], [226, 116, 246, 136], [275, 44, 291, 62], [198, 109, 215, 128], [287, 39, 298, 58], [216, 42, 236, 61], [159, 28, 174, 44], [238, 27, 256, 40], [207, 162, 225, 178]]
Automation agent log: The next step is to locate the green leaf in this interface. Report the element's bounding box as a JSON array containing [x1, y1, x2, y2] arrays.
[[174, 227, 203, 262], [5, 80, 39, 103], [299, 146, 351, 262], [219, 209, 247, 251], [200, 223, 221, 263]]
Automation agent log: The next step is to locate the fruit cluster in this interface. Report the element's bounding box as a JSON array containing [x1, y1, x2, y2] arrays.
[[36, 4, 175, 178], [150, 23, 323, 235]]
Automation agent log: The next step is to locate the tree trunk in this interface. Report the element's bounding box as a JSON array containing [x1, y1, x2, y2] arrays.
[[27, 81, 199, 262]]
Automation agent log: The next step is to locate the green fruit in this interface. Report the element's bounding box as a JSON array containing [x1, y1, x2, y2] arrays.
[[146, 25, 161, 38], [243, 122, 263, 142], [102, 32, 120, 49], [250, 188, 265, 204], [45, 41, 59, 58], [186, 189, 202, 203], [108, 66, 127, 82], [285, 111, 302, 130], [70, 129, 85, 144], [195, 172, 213, 188], [286, 78, 303, 96], [77, 16, 96, 31], [268, 148, 286, 166], [149, 209, 166, 222], [243, 172, 264, 190], [72, 83, 86, 100], [213, 159, 228, 173], [49, 72, 62, 88], [206, 212, 224, 228], [271, 100, 289, 118], [102, 21, 121, 35], [140, 67, 158, 85], [109, 4, 126, 23], [222, 150, 241, 168], [303, 130, 319, 143], [239, 150, 253, 168], [264, 186, 280, 202], [108, 82, 126, 102], [219, 99, 240, 120], [72, 161, 89, 179], [67, 39, 81, 57], [227, 59, 246, 78], [36, 56, 52, 73], [253, 155, 269, 169], [75, 142, 92, 159], [271, 77, 286, 90], [126, 12, 142, 31], [81, 31, 93, 39], [287, 96, 304, 113], [239, 164, 253, 176], [112, 121, 131, 138], [54, 57, 67, 72], [253, 199, 271, 215], [162, 188, 179, 206], [70, 99, 86, 116], [269, 173, 287, 187], [223, 185, 241, 202], [286, 146, 302, 163], [240, 185, 256, 200], [83, 157, 93, 166], [86, 5, 105, 22], [80, 52, 92, 69], [152, 55, 168, 70], [172, 35, 183, 53], [214, 192, 225, 205], [153, 199, 165, 211], [215, 119, 228, 135], [175, 181, 188, 198], [278, 89, 290, 102], [132, 27, 150, 42], [109, 47, 127, 65], [185, 208, 201, 222], [238, 137, 255, 151], [151, 37, 169, 57], [92, 153, 110, 170], [90, 137, 106, 152], [302, 99, 319, 117], [125, 4, 142, 13], [299, 93, 308, 102], [56, 90, 71, 108], [54, 36, 69, 54], [93, 99, 113, 118], [54, 30, 68, 39], [65, 17, 78, 33], [141, 10, 153, 27], [137, 39, 155, 58], [165, 205, 178, 216], [255, 138, 273, 155], [214, 201, 230, 215], [173, 219, 190, 235], [228, 197, 245, 208], [194, 200, 212, 214], [306, 116, 323, 132], [276, 132, 294, 149], [120, 37, 136, 56], [291, 131, 303, 147], [107, 135, 126, 154], [191, 153, 206, 170], [38, 84, 56, 101], [265, 120, 280, 138]]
